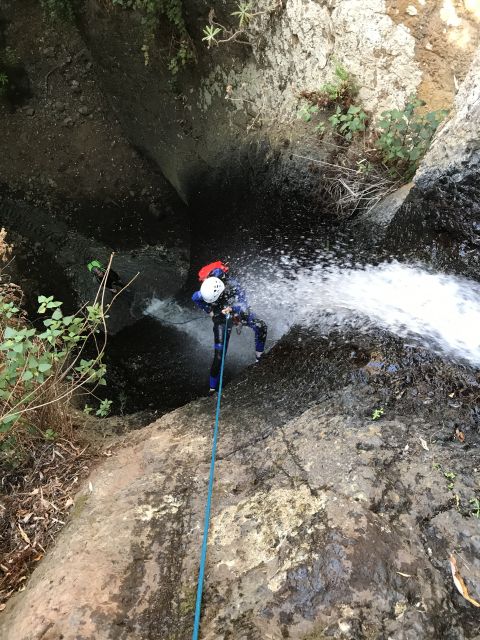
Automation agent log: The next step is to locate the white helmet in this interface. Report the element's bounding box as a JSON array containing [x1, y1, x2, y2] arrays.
[[200, 277, 225, 303]]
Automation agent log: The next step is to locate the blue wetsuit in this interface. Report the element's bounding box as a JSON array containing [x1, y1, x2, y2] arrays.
[[192, 269, 267, 390]]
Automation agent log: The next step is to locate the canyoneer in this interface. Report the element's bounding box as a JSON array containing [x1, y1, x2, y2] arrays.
[[87, 259, 124, 294], [192, 261, 268, 395]]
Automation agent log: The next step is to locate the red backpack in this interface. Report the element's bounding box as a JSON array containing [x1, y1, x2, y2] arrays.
[[198, 261, 229, 282]]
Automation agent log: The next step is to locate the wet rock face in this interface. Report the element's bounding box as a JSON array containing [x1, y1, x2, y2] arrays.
[[79, 0, 478, 202], [200, 0, 422, 120], [416, 46, 480, 184], [385, 167, 480, 278], [384, 47, 480, 278], [2, 329, 480, 639]]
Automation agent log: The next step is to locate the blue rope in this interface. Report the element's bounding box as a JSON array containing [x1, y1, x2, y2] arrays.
[[192, 314, 230, 640]]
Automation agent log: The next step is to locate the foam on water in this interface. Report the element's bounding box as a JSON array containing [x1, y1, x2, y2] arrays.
[[146, 259, 480, 367]]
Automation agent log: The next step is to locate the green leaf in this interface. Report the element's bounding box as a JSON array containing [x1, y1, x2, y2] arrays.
[[1, 413, 19, 425], [52, 308, 63, 321], [38, 362, 52, 373], [22, 370, 34, 381]]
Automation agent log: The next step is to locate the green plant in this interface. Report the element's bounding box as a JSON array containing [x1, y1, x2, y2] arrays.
[[202, 25, 222, 46], [168, 40, 194, 74], [297, 104, 326, 135], [0, 46, 21, 98], [371, 407, 384, 421], [0, 73, 8, 97], [297, 103, 319, 123], [39, 0, 74, 20], [329, 104, 367, 140], [231, 1, 254, 27], [0, 247, 128, 457], [376, 97, 448, 179], [444, 470, 456, 490], [300, 62, 359, 110], [0, 295, 109, 434], [356, 158, 374, 175], [202, 1, 277, 49], [111, 0, 194, 74], [96, 398, 112, 417], [470, 497, 480, 518], [2, 47, 18, 67]]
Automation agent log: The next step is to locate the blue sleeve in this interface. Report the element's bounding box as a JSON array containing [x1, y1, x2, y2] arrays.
[[229, 278, 248, 314], [192, 291, 211, 314]]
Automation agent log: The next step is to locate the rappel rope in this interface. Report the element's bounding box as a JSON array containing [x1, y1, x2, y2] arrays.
[[192, 314, 230, 640]]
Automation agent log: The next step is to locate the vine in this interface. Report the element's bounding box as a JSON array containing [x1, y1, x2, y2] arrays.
[[111, 0, 195, 73]]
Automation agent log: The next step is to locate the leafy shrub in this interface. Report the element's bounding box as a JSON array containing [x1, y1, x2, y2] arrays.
[[297, 103, 319, 123], [376, 97, 448, 178], [0, 292, 110, 446], [299, 63, 358, 110], [112, 0, 194, 73], [0, 233, 117, 465], [328, 104, 368, 140], [297, 63, 363, 139], [298, 73, 447, 181]]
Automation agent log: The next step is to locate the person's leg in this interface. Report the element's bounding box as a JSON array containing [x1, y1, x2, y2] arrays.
[[244, 312, 267, 361], [106, 270, 124, 293], [209, 320, 232, 391]]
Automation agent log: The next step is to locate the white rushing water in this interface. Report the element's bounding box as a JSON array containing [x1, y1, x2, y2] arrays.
[[146, 260, 480, 368]]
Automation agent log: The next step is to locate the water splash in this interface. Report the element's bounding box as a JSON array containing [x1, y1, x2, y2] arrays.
[[144, 297, 258, 367], [244, 259, 480, 367], [146, 260, 480, 368]]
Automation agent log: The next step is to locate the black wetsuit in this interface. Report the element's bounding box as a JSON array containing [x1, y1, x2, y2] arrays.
[[192, 275, 267, 389], [92, 266, 123, 293]]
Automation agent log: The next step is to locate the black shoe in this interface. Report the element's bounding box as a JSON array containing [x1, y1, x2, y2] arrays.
[[208, 388, 216, 396]]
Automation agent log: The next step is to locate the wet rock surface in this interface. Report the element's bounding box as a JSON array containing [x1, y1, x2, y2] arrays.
[[2, 328, 480, 639], [385, 47, 480, 279], [0, 5, 480, 640], [0, 0, 175, 204]]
